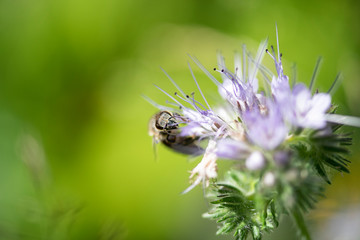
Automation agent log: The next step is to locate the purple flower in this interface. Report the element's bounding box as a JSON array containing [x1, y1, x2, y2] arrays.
[[274, 83, 331, 129], [242, 101, 288, 150], [217, 40, 268, 115], [216, 139, 251, 160], [271, 74, 291, 102], [218, 76, 258, 113], [147, 26, 360, 195], [290, 84, 331, 129], [266, 39, 331, 130], [147, 26, 360, 240]]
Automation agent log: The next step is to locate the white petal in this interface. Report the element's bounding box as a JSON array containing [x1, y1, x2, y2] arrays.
[[311, 93, 331, 113], [295, 88, 311, 114]]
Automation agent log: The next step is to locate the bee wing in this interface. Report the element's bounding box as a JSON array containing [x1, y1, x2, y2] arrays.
[[163, 141, 204, 156]]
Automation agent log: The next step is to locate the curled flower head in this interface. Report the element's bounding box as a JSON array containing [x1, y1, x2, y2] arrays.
[[146, 26, 360, 240]]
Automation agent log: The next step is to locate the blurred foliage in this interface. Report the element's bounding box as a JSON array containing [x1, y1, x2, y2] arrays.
[[0, 0, 359, 239]]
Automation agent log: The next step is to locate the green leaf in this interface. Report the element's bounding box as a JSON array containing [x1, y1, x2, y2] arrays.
[[323, 156, 349, 173], [270, 200, 279, 227], [251, 225, 261, 240], [322, 145, 350, 154], [312, 158, 331, 184], [290, 208, 311, 240], [204, 170, 280, 240]]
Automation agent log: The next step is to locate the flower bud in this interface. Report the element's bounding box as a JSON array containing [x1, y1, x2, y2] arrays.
[[246, 151, 266, 170]]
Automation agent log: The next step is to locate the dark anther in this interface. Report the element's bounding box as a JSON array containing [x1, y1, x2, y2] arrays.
[[191, 92, 195, 96], [221, 69, 224, 72], [280, 53, 283, 57], [237, 101, 242, 112], [174, 92, 177, 95], [213, 67, 217, 71], [266, 49, 269, 52], [186, 95, 190, 98]]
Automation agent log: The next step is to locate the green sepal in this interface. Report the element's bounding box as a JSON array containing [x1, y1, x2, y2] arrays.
[[204, 170, 279, 240]]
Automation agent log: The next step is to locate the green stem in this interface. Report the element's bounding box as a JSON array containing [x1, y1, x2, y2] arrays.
[[289, 208, 311, 240]]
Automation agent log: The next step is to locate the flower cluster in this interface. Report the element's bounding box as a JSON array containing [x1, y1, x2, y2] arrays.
[[147, 28, 360, 239]]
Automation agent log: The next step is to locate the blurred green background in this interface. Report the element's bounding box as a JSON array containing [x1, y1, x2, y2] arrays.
[[0, 0, 360, 239]]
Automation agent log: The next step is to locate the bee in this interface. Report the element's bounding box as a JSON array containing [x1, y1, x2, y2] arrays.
[[148, 111, 203, 156]]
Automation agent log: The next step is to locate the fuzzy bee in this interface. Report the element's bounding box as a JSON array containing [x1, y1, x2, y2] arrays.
[[148, 111, 203, 156]]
